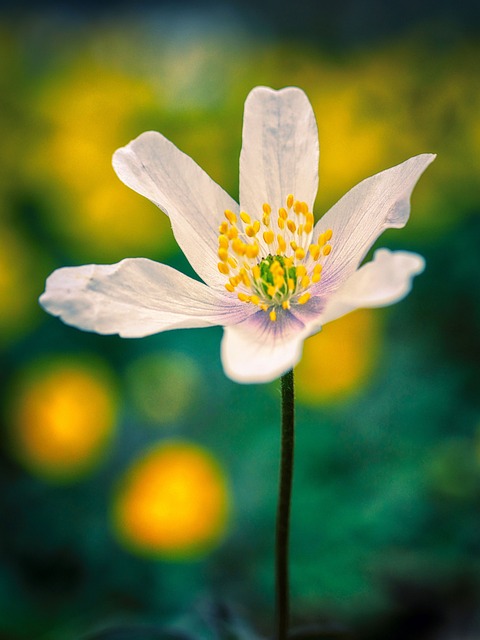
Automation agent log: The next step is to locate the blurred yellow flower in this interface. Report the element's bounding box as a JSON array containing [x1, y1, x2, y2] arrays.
[[295, 309, 381, 405], [28, 60, 175, 262], [9, 357, 118, 481], [112, 442, 230, 559]]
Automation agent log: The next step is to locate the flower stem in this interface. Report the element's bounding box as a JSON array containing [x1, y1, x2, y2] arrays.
[[275, 368, 295, 640]]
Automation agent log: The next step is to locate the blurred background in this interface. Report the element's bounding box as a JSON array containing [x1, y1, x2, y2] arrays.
[[1, 1, 480, 638]]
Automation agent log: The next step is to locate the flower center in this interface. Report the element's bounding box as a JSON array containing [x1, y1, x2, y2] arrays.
[[217, 195, 333, 322]]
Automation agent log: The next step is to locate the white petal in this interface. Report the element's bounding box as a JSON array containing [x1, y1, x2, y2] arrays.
[[40, 258, 252, 338], [239, 86, 319, 216], [319, 249, 425, 325], [221, 311, 307, 384], [113, 132, 239, 289], [314, 154, 435, 295]]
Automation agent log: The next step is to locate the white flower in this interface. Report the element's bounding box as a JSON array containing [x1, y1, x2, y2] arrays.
[[40, 86, 435, 384]]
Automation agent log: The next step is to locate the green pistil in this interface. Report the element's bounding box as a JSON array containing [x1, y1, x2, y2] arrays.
[[256, 254, 297, 300]]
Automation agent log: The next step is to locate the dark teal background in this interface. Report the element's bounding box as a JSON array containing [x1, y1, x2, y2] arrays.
[[1, 2, 479, 638]]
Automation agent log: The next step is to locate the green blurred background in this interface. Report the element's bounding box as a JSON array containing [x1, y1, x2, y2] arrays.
[[1, 1, 480, 638]]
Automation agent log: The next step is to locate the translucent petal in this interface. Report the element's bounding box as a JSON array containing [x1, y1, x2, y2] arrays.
[[313, 154, 435, 296], [319, 249, 425, 325], [240, 86, 319, 216], [221, 310, 306, 383], [113, 132, 239, 289], [40, 258, 252, 338]]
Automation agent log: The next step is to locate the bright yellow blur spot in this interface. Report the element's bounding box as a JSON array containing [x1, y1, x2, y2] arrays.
[[10, 358, 118, 481], [295, 309, 381, 405], [28, 60, 175, 262], [113, 442, 230, 559]]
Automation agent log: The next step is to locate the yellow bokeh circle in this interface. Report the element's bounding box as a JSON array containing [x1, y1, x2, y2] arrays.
[[295, 309, 381, 405], [9, 357, 118, 481], [112, 442, 230, 560]]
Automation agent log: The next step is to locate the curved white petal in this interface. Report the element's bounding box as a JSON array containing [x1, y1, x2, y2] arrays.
[[113, 132, 238, 289], [240, 86, 319, 216], [319, 249, 425, 325], [314, 154, 435, 296], [221, 310, 307, 384], [40, 258, 252, 338]]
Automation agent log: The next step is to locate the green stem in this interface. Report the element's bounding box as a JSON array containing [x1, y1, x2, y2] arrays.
[[275, 369, 295, 640]]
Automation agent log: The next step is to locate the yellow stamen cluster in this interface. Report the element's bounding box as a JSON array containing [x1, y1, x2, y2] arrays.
[[217, 195, 333, 321]]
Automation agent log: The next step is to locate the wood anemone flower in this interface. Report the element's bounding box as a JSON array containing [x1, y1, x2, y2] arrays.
[[40, 86, 435, 384]]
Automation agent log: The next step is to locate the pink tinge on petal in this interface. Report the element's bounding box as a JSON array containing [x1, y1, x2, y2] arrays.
[[317, 249, 426, 326], [312, 154, 435, 297], [220, 299, 328, 384], [40, 258, 254, 338]]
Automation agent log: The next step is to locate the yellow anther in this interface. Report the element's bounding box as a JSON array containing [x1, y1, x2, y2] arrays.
[[240, 211, 251, 224], [262, 203, 272, 215], [238, 292, 250, 302], [245, 243, 259, 259], [253, 220, 261, 234], [301, 201, 309, 215], [304, 222, 313, 234], [263, 230, 275, 244], [313, 263, 323, 275], [218, 262, 229, 275], [218, 234, 229, 249], [230, 275, 241, 287], [278, 218, 285, 230], [287, 220, 297, 234], [279, 207, 288, 220], [311, 272, 322, 283], [323, 244, 332, 256], [309, 244, 320, 260], [290, 241, 298, 251], [260, 304, 268, 311], [262, 213, 271, 226], [250, 295, 260, 305], [219, 221, 228, 234], [218, 247, 229, 261], [319, 233, 326, 246], [286, 194, 294, 208], [293, 200, 302, 215], [288, 278, 295, 291], [298, 224, 304, 235], [301, 275, 310, 288], [277, 236, 287, 253], [298, 292, 311, 305], [228, 256, 238, 268], [267, 285, 276, 297], [232, 238, 245, 255], [282, 300, 290, 310], [295, 247, 306, 260], [245, 225, 257, 237], [325, 229, 333, 241], [284, 257, 294, 268], [224, 209, 236, 224], [271, 260, 282, 272], [306, 212, 314, 226], [241, 271, 250, 287], [296, 265, 307, 277], [225, 283, 235, 292], [252, 265, 261, 279], [227, 226, 239, 239], [269, 309, 277, 322]]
